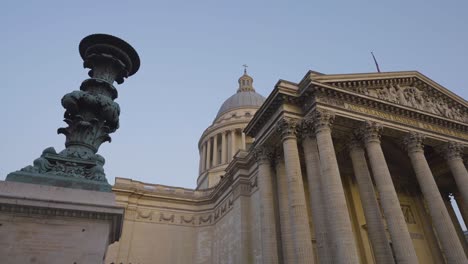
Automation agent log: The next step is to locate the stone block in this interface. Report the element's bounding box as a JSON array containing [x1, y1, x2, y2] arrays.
[[0, 181, 123, 264]]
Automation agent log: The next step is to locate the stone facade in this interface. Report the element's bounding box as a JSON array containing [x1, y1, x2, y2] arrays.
[[106, 70, 468, 264]]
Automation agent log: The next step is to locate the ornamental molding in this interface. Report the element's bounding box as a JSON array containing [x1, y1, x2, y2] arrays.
[[132, 194, 236, 227], [403, 132, 426, 153], [312, 84, 468, 141], [437, 141, 465, 160], [321, 75, 467, 122], [312, 76, 468, 128]]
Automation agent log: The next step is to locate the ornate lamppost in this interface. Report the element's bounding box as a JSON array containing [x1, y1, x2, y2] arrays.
[[7, 34, 140, 192]]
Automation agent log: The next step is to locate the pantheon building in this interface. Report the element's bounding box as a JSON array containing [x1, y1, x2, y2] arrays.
[[105, 69, 468, 264]]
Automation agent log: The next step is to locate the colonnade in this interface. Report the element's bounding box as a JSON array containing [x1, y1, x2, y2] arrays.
[[199, 129, 247, 173], [254, 111, 468, 264]]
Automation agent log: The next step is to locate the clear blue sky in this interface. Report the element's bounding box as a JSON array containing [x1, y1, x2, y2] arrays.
[[1, 0, 467, 226]]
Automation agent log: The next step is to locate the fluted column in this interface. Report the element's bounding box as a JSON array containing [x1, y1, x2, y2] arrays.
[[254, 146, 280, 264], [277, 118, 315, 264], [221, 132, 227, 164], [301, 124, 331, 264], [404, 132, 467, 263], [205, 138, 211, 170], [361, 121, 418, 264], [213, 135, 218, 166], [441, 142, 468, 207], [348, 136, 394, 264], [274, 151, 295, 264], [309, 111, 360, 264], [231, 130, 237, 160]]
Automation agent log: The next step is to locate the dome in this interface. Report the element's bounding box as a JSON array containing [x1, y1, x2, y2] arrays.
[[215, 91, 265, 119], [214, 69, 265, 120]]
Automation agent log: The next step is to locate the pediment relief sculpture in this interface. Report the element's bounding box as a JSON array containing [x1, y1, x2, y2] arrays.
[[354, 84, 467, 123]]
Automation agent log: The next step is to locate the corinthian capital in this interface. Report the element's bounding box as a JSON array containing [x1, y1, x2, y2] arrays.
[[403, 132, 425, 153], [347, 134, 364, 152], [276, 118, 299, 140], [438, 141, 464, 160], [360, 121, 383, 143], [300, 116, 315, 139], [253, 145, 274, 164], [310, 110, 335, 133]]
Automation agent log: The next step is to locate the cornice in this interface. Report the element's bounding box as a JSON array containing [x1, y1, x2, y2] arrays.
[[308, 83, 468, 136], [245, 82, 301, 138]]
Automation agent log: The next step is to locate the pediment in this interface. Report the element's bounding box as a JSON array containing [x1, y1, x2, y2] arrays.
[[314, 71, 468, 123]]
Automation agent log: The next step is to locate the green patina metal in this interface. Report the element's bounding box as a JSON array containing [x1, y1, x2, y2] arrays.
[[6, 34, 140, 192]]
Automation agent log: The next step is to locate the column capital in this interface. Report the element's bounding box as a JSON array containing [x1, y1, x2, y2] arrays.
[[273, 147, 284, 164], [253, 145, 274, 165], [360, 121, 383, 144], [403, 132, 425, 153], [276, 118, 299, 140], [306, 110, 335, 133], [438, 141, 464, 160], [299, 118, 315, 139], [347, 134, 365, 153]]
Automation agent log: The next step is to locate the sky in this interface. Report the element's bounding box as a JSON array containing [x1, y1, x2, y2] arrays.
[[1, 0, 468, 227]]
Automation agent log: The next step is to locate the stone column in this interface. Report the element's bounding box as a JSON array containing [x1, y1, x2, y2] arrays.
[[201, 143, 206, 172], [404, 132, 467, 263], [348, 136, 394, 264], [274, 150, 295, 264], [242, 132, 246, 150], [309, 111, 360, 264], [205, 138, 211, 170], [221, 132, 227, 164], [254, 146, 280, 264], [361, 121, 419, 264], [301, 124, 331, 264], [443, 193, 468, 256], [213, 135, 218, 166], [276, 118, 315, 264], [231, 130, 237, 160], [441, 141, 468, 207]]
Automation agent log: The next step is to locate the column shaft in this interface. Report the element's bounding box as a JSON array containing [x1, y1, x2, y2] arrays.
[[275, 154, 295, 264], [311, 112, 360, 264], [231, 130, 237, 160], [348, 140, 394, 264], [213, 135, 218, 166], [201, 143, 206, 172], [278, 119, 315, 264], [221, 132, 227, 164], [302, 136, 331, 264], [255, 147, 280, 264], [205, 138, 211, 170], [363, 122, 418, 264], [444, 142, 468, 207], [405, 133, 467, 263]]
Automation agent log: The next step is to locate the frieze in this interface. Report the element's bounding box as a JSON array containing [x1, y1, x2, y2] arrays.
[[130, 195, 236, 227], [354, 85, 467, 122], [344, 103, 468, 140], [325, 77, 468, 122]]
